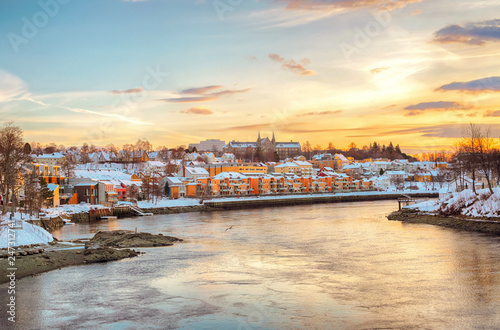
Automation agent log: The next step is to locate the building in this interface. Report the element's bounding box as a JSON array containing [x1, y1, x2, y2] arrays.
[[223, 132, 301, 160], [73, 182, 106, 205], [189, 139, 226, 152], [199, 163, 268, 177], [177, 166, 210, 179], [46, 184, 60, 207], [35, 152, 65, 166], [274, 161, 314, 176]]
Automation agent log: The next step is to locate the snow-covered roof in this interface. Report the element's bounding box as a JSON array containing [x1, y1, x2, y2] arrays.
[[36, 152, 64, 159], [212, 172, 248, 180], [275, 162, 299, 168], [184, 167, 209, 175], [275, 142, 301, 148], [74, 169, 133, 181], [293, 161, 312, 166], [334, 154, 348, 161], [385, 170, 406, 175]]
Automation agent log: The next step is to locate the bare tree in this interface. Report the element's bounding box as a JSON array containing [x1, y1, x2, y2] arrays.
[[0, 123, 32, 215], [456, 124, 498, 194]]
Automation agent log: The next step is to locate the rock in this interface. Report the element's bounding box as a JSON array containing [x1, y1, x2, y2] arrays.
[[83, 247, 139, 263], [86, 230, 182, 248]]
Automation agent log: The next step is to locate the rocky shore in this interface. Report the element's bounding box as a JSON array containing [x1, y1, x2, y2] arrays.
[[388, 209, 500, 235], [0, 230, 182, 284]]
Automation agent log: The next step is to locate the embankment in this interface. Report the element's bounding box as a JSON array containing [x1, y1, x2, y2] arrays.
[[388, 209, 500, 235], [201, 192, 438, 211]]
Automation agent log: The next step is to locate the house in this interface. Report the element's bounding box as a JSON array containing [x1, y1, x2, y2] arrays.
[[35, 152, 65, 166], [221, 153, 237, 163], [73, 182, 106, 205], [177, 166, 210, 179], [46, 184, 60, 207]]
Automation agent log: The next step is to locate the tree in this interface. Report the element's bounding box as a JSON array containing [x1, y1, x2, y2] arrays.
[[348, 142, 357, 150], [458, 124, 498, 194], [59, 156, 75, 179], [303, 141, 312, 159], [39, 177, 54, 208], [0, 123, 32, 214], [327, 142, 335, 152]]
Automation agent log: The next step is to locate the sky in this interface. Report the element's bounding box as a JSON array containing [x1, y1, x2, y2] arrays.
[[1, 0, 500, 154]]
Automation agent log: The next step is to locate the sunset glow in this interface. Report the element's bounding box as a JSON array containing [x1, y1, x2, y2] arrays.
[[1, 0, 500, 152]]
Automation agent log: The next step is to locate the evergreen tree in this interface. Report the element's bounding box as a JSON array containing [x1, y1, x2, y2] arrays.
[[39, 177, 54, 208]]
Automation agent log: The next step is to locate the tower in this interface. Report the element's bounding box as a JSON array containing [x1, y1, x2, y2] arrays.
[[257, 131, 262, 147], [272, 131, 276, 145]]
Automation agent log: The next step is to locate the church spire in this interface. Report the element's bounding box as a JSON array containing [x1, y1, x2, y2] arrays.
[[272, 131, 276, 145], [257, 131, 261, 147]]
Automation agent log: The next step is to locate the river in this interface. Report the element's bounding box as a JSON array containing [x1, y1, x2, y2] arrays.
[[2, 200, 500, 329]]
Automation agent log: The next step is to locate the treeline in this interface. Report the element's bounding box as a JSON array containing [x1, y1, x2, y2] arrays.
[[302, 141, 415, 161], [452, 124, 500, 194]]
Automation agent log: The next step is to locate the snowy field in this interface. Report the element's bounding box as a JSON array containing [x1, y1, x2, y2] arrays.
[[406, 188, 500, 218]]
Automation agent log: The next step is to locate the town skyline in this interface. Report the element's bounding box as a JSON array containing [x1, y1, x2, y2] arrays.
[[1, 0, 500, 154]]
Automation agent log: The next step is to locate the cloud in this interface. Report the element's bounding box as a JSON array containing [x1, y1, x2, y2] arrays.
[[0, 69, 26, 103], [180, 85, 223, 95], [108, 87, 144, 94], [404, 101, 464, 111], [211, 88, 251, 97], [433, 19, 500, 45], [436, 76, 500, 93], [160, 96, 216, 103], [61, 106, 153, 125], [269, 53, 316, 76], [410, 9, 422, 16], [299, 110, 342, 116], [181, 107, 213, 115], [370, 67, 390, 74], [246, 55, 258, 62], [403, 101, 467, 116], [163, 85, 251, 103], [274, 0, 421, 11], [484, 110, 500, 117]]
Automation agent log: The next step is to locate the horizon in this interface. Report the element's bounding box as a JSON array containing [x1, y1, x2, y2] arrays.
[[2, 0, 500, 154]]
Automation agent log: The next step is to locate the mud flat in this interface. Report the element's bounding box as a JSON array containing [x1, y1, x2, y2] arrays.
[[388, 209, 500, 235], [0, 230, 182, 284]]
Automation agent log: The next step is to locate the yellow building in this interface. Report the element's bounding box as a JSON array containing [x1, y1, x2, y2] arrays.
[[47, 184, 60, 207]]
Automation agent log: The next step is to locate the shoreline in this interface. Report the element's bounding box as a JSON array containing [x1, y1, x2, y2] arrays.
[[387, 209, 500, 235], [0, 231, 182, 284], [141, 192, 439, 215]]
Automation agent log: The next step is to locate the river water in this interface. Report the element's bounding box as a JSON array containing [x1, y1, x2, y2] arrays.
[[2, 200, 500, 329]]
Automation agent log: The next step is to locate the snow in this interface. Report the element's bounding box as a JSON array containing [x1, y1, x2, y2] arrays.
[[42, 203, 107, 217], [138, 198, 201, 208], [0, 215, 53, 248], [406, 188, 500, 218]]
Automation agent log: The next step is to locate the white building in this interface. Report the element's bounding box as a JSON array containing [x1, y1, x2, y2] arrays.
[[177, 166, 209, 179], [189, 139, 226, 152]]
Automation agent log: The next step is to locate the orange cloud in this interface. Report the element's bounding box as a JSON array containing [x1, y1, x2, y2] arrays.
[[181, 107, 213, 115], [269, 53, 316, 76], [370, 67, 390, 74], [108, 87, 144, 94]]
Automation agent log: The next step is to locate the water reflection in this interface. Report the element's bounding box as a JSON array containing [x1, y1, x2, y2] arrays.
[[2, 201, 500, 329]]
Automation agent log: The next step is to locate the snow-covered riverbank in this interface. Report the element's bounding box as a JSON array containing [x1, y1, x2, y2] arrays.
[[406, 188, 500, 218]]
